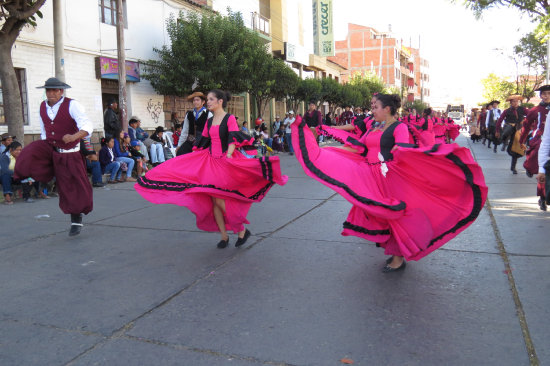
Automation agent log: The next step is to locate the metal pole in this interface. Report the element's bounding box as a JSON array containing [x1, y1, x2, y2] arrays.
[[53, 0, 65, 82], [116, 0, 128, 132]]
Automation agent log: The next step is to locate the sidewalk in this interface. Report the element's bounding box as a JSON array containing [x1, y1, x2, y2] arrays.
[[0, 132, 547, 366]]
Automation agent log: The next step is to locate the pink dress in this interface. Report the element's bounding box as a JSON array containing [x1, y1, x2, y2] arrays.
[[291, 116, 487, 261], [135, 114, 288, 233], [433, 121, 448, 144], [317, 114, 374, 144]]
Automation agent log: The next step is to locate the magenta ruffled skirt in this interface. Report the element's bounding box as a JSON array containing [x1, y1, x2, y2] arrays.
[[135, 149, 287, 233], [292, 118, 488, 261]]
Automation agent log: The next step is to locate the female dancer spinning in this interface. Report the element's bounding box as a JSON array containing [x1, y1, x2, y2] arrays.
[[135, 90, 287, 248], [291, 94, 487, 272]]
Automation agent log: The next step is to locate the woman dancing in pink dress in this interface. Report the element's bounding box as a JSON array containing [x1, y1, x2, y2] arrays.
[[135, 90, 288, 248], [291, 94, 487, 272]]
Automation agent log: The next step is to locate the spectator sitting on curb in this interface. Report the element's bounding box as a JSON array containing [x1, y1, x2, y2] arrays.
[[113, 130, 137, 182], [128, 138, 147, 176], [241, 121, 249, 133], [99, 137, 122, 184], [150, 126, 167, 166], [81, 137, 105, 188], [1, 141, 40, 204], [128, 117, 149, 162], [1, 133, 15, 155], [172, 123, 182, 146]]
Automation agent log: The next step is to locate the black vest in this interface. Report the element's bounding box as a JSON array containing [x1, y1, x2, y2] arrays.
[[503, 107, 526, 125], [304, 110, 321, 128], [206, 114, 230, 153], [186, 109, 209, 136]]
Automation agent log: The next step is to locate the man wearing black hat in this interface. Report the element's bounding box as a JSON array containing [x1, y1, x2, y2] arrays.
[[103, 97, 120, 138], [14, 77, 94, 235], [496, 95, 527, 174], [485, 100, 501, 152], [520, 84, 550, 210]]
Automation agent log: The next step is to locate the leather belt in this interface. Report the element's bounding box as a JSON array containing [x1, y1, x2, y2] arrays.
[[55, 146, 80, 153]]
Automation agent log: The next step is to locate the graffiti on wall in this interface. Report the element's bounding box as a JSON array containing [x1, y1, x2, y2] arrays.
[[147, 99, 163, 124]]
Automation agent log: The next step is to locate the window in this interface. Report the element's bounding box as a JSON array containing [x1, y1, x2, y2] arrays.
[[98, 0, 126, 27], [0, 68, 29, 125]]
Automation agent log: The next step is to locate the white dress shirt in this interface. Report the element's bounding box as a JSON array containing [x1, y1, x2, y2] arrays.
[[485, 108, 501, 128], [179, 109, 212, 147], [538, 112, 550, 174], [39, 96, 93, 140]]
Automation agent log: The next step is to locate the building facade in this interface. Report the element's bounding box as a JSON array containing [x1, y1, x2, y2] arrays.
[[0, 0, 209, 144], [330, 23, 430, 103]]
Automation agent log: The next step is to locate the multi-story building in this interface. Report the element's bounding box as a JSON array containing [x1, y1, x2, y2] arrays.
[[330, 23, 430, 103], [0, 0, 209, 143]]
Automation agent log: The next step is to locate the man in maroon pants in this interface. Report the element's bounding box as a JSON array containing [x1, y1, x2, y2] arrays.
[[15, 77, 94, 236]]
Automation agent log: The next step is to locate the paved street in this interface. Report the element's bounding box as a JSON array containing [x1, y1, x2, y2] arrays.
[[0, 132, 548, 366]]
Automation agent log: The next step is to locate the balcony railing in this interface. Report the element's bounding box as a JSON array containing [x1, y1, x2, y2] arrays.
[[251, 12, 270, 37]]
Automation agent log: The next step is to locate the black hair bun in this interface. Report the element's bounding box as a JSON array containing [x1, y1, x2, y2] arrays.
[[225, 91, 232, 102]]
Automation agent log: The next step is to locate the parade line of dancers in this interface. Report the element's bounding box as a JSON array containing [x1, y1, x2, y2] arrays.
[[13, 77, 496, 273]]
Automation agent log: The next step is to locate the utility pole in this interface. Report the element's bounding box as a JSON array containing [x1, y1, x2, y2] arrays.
[[116, 0, 128, 132], [52, 0, 65, 82]]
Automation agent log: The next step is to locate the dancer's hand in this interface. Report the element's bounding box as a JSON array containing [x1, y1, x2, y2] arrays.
[[62, 134, 75, 143], [226, 152, 233, 159], [537, 173, 546, 184]]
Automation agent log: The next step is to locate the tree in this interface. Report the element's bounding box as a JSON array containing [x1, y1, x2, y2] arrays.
[[403, 100, 430, 114], [461, 0, 548, 19], [481, 73, 516, 103], [295, 78, 322, 107], [246, 49, 275, 118], [319, 77, 342, 113], [513, 32, 546, 100], [143, 10, 266, 96], [341, 83, 363, 108], [0, 0, 46, 143], [270, 59, 300, 103], [348, 71, 386, 106]]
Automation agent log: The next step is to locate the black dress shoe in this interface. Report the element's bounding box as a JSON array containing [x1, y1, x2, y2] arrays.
[[385, 256, 393, 264], [382, 260, 406, 273], [69, 223, 83, 236], [512, 169, 518, 175], [538, 198, 547, 211], [217, 239, 229, 248], [235, 229, 251, 247], [93, 182, 105, 187]]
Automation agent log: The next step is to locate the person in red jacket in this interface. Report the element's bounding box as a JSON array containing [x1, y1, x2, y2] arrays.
[[520, 85, 550, 210]]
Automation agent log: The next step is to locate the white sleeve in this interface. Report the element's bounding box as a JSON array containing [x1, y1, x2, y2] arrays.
[[538, 114, 550, 174], [39, 110, 46, 140], [69, 100, 93, 137], [179, 113, 189, 147], [485, 112, 490, 128]]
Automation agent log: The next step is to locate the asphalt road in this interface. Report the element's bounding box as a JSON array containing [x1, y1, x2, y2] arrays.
[[0, 131, 548, 366]]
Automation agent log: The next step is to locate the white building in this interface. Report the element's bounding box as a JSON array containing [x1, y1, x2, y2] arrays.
[[1, 0, 208, 142]]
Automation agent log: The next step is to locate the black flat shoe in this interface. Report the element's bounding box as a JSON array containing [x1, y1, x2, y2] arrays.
[[512, 169, 518, 175], [386, 256, 393, 264], [235, 229, 251, 247], [69, 223, 82, 236], [217, 239, 229, 248], [382, 260, 406, 273]]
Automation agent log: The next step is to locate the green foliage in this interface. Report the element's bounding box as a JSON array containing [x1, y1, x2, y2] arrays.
[[143, 10, 268, 96], [481, 73, 516, 103], [270, 59, 300, 101], [403, 100, 430, 113], [319, 77, 343, 107], [460, 0, 548, 19], [296, 78, 322, 105], [348, 71, 386, 106]]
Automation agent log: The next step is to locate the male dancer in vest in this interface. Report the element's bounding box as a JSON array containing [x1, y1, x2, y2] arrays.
[[495, 95, 527, 174], [520, 85, 550, 210], [15, 78, 93, 236], [485, 100, 501, 152], [304, 101, 323, 144], [177, 92, 212, 155]]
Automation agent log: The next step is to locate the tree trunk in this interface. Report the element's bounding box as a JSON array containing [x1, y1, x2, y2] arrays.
[[0, 40, 25, 145]]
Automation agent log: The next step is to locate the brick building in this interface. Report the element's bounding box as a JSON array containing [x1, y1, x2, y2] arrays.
[[329, 23, 430, 103]]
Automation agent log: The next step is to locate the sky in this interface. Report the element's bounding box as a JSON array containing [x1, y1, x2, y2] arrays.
[[332, 0, 537, 108]]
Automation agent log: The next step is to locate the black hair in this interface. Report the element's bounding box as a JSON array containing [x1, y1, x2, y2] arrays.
[[308, 100, 317, 105], [7, 141, 22, 151], [175, 123, 182, 129], [376, 94, 401, 115], [423, 108, 432, 117], [209, 89, 232, 108], [101, 136, 113, 147], [129, 118, 138, 125]]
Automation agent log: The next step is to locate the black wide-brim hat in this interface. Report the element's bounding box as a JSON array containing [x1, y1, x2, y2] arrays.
[[536, 85, 550, 92], [36, 77, 71, 89], [489, 100, 500, 105]]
